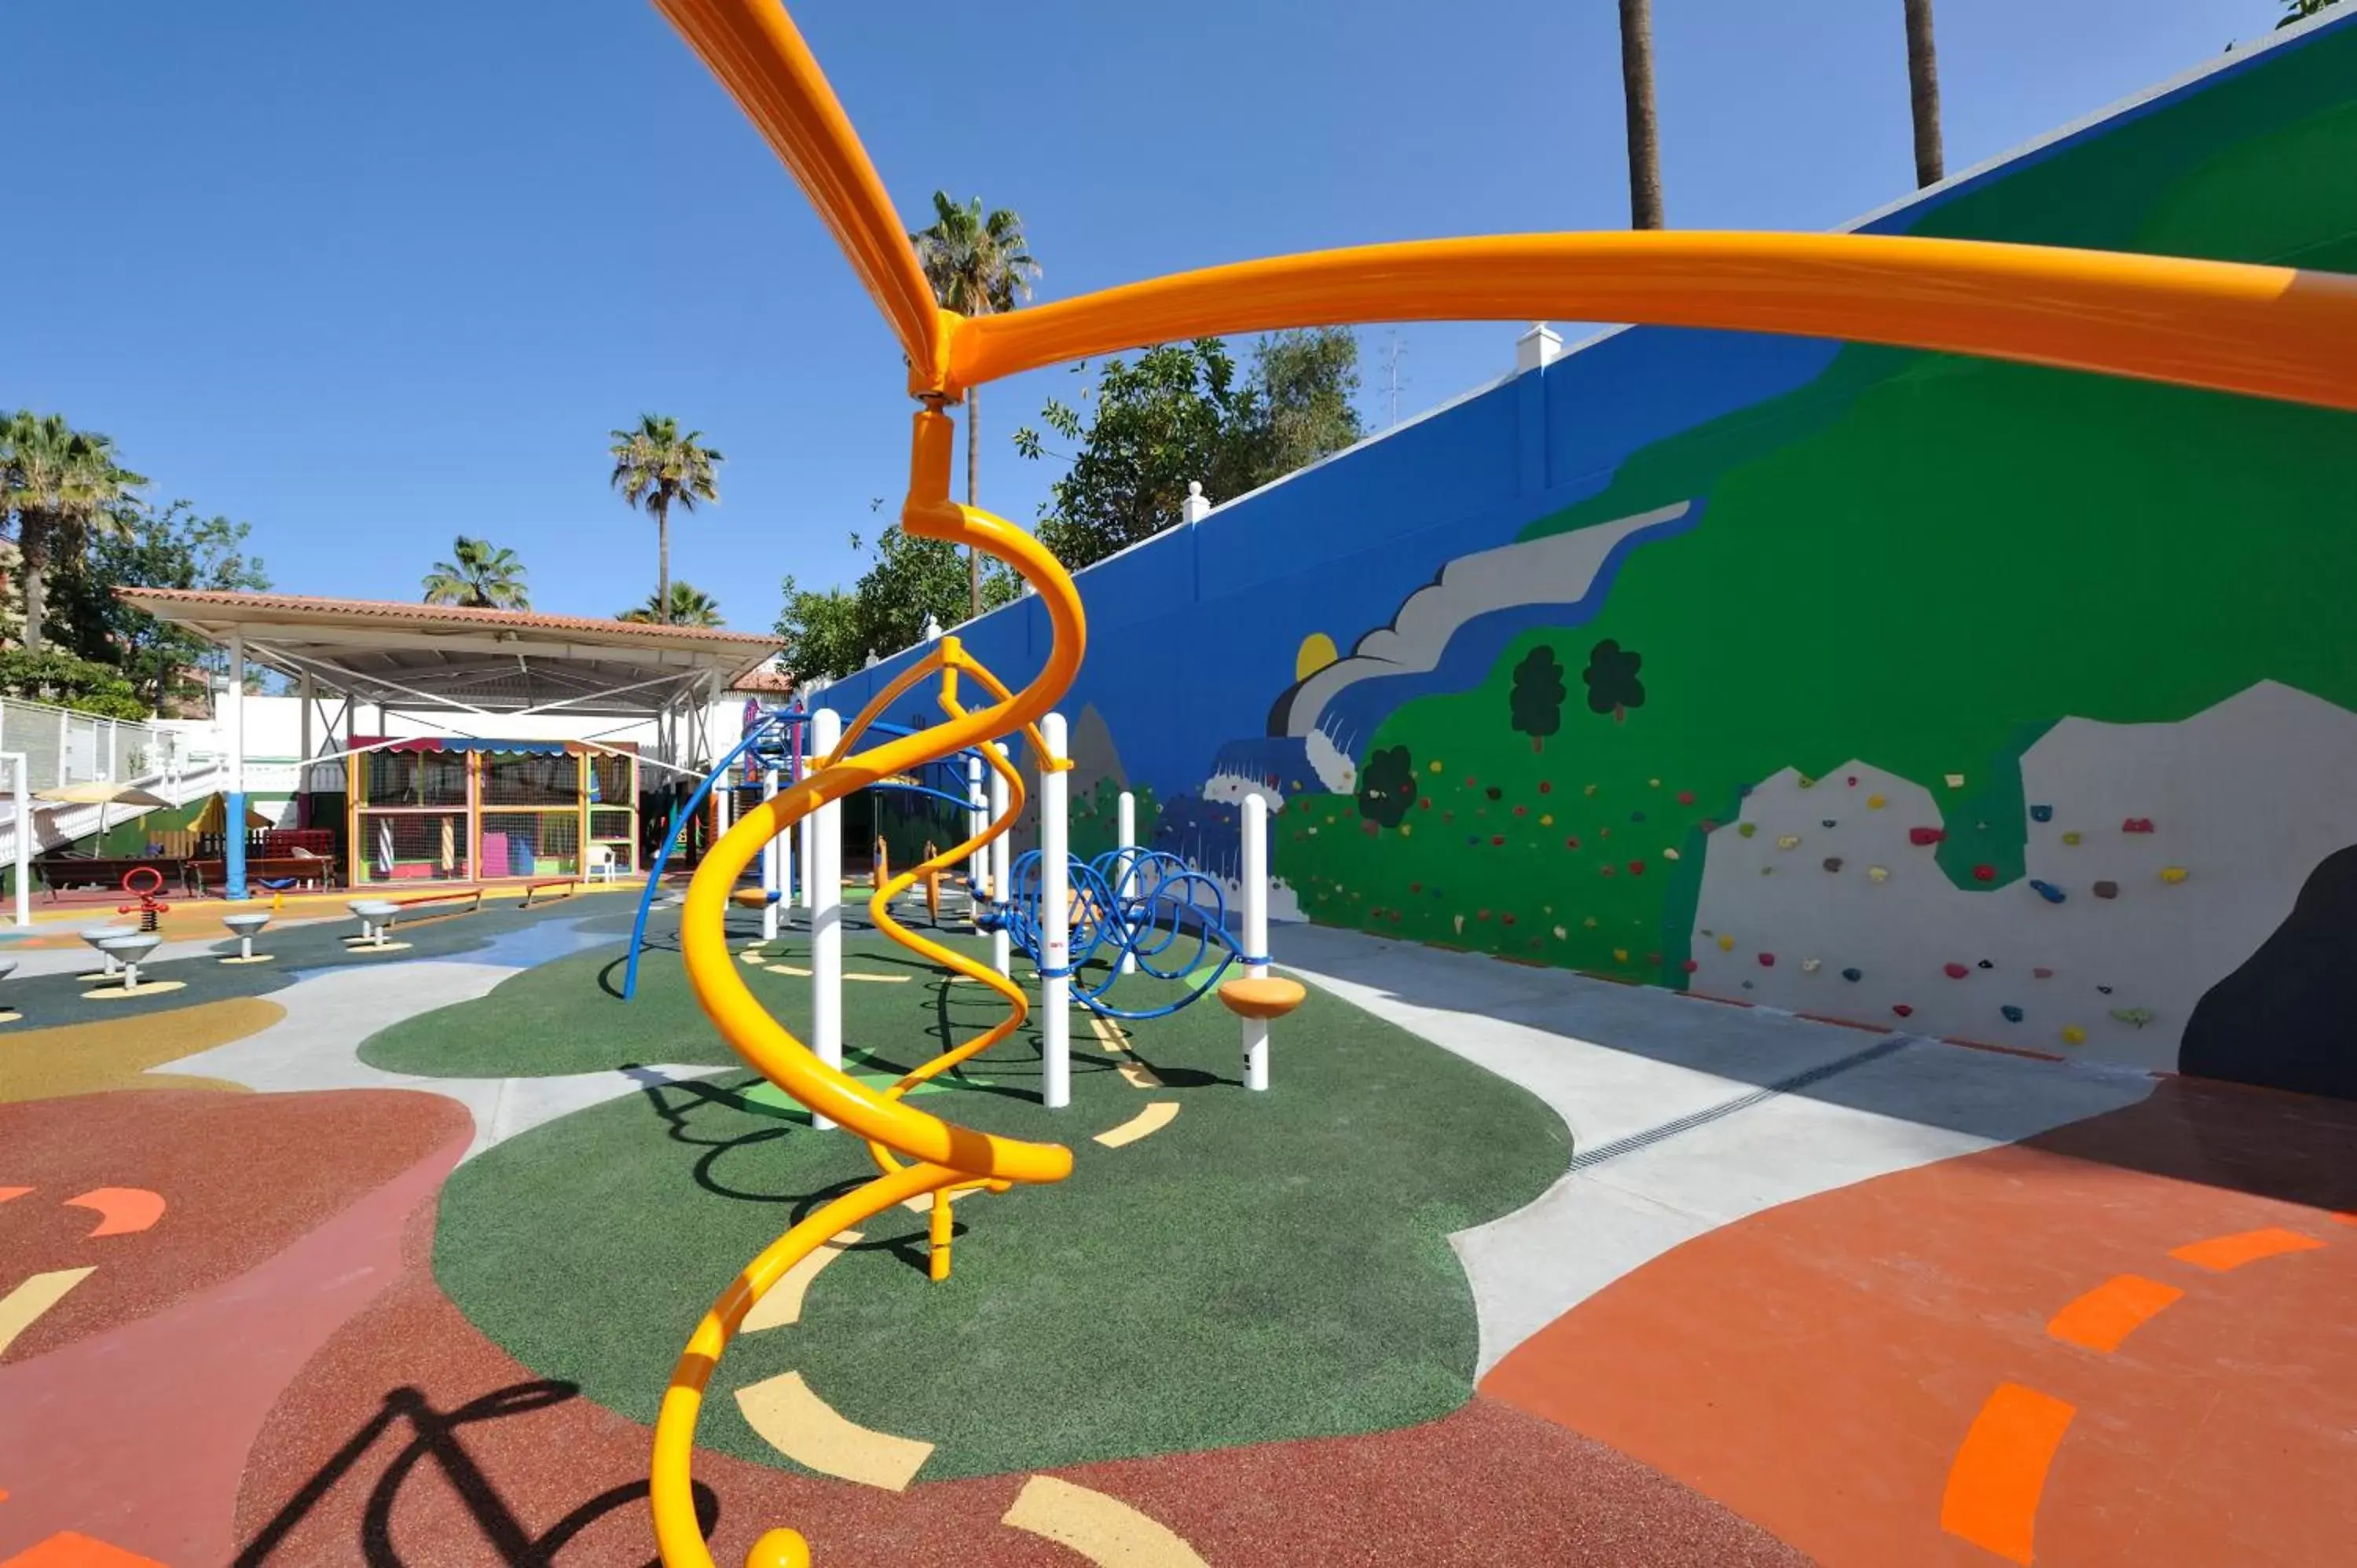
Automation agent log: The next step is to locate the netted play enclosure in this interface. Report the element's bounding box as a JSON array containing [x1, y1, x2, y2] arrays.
[[346, 738, 640, 887]]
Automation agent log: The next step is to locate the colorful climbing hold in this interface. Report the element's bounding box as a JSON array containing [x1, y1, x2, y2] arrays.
[[1776, 833, 1801, 850], [1539, 814, 1554, 826], [1908, 826, 1946, 846], [2001, 1006, 2024, 1023], [1584, 783, 1598, 797], [1893, 1004, 1914, 1018], [1820, 819, 1836, 829], [2160, 866, 2188, 884], [1798, 775, 1816, 789], [1649, 778, 1662, 789], [2062, 1024, 2087, 1045], [2033, 966, 2054, 979], [1823, 856, 1844, 873], [2029, 879, 2066, 904], [1977, 959, 1994, 969], [2123, 818, 2156, 833], [1868, 865, 1890, 883], [2093, 881, 2120, 899], [1867, 794, 1886, 809], [1801, 958, 1823, 974], [1628, 859, 1647, 876], [1584, 917, 1599, 929], [1613, 947, 1629, 963], [1490, 834, 1505, 847], [1737, 822, 1757, 838], [1842, 968, 1862, 982], [1564, 836, 1581, 850], [1552, 925, 1567, 940], [2110, 1006, 2156, 1028], [1971, 864, 1996, 882], [2062, 831, 2082, 845], [1663, 847, 1681, 861], [1599, 864, 1617, 877], [1846, 775, 1858, 786], [1631, 810, 1647, 822], [2029, 804, 2054, 822], [1681, 958, 1700, 973], [1758, 952, 1776, 967], [1428, 760, 1443, 773], [1717, 933, 1736, 951], [1677, 789, 1695, 806], [2097, 984, 2114, 995], [1944, 962, 1970, 979], [1944, 774, 1965, 789]]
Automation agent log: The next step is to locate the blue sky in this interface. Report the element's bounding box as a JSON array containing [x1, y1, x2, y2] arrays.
[[2, 1, 2293, 633]]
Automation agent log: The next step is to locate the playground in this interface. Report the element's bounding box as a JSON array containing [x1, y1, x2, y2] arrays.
[[7, 2, 2357, 1565]]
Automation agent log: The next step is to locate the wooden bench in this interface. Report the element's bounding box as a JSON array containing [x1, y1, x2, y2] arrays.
[[520, 877, 577, 908], [387, 886, 485, 922], [35, 856, 190, 899], [187, 855, 332, 896]]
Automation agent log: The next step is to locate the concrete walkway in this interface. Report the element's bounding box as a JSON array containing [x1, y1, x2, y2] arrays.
[[161, 958, 720, 1161], [1270, 924, 2157, 1372]]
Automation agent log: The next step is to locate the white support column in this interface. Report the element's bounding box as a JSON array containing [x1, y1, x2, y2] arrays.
[[810, 708, 844, 1130], [988, 754, 1011, 978], [1241, 793, 1271, 1092], [965, 754, 986, 905], [298, 671, 314, 779], [5, 751, 27, 929], [761, 760, 783, 943], [1039, 712, 1071, 1109], [1116, 789, 1138, 975]]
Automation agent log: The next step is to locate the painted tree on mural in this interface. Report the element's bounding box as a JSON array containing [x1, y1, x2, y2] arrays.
[[1582, 639, 1646, 723], [1509, 646, 1567, 752], [1357, 744, 1415, 828]]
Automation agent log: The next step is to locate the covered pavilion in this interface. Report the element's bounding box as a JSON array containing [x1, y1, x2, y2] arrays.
[[115, 588, 783, 898]]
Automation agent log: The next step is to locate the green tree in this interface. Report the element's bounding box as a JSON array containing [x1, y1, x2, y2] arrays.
[[608, 414, 724, 624], [422, 535, 530, 608], [1619, 0, 1665, 228], [47, 500, 270, 710], [1357, 744, 1415, 829], [1508, 645, 1567, 753], [2279, 0, 2344, 24], [1904, 0, 1944, 187], [0, 411, 146, 655], [621, 581, 724, 628], [911, 192, 1041, 620], [775, 527, 1024, 683], [1014, 328, 1362, 572], [0, 649, 148, 720]]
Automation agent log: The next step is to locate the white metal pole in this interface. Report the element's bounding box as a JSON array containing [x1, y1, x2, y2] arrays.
[[965, 754, 985, 907], [797, 742, 816, 914], [761, 760, 782, 943], [1241, 793, 1271, 1092], [1116, 789, 1138, 976], [810, 708, 844, 1130], [4, 751, 26, 929], [989, 754, 1010, 978], [1039, 712, 1071, 1109]]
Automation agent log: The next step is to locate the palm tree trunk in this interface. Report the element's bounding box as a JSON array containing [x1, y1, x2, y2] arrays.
[[1618, 0, 1665, 229], [656, 496, 672, 625], [20, 516, 50, 657], [1905, 0, 1944, 188], [966, 387, 981, 621]]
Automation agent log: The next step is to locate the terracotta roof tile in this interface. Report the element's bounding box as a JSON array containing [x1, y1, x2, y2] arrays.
[[115, 588, 781, 647]]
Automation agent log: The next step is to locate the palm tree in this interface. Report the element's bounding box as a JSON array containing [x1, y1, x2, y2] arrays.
[[422, 536, 530, 608], [1904, 0, 1944, 188], [0, 412, 145, 654], [607, 415, 723, 625], [1618, 0, 1665, 229], [911, 192, 1039, 618], [620, 581, 723, 628]]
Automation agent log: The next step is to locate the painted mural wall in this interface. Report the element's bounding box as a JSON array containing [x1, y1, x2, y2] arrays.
[[816, 16, 2357, 1100]]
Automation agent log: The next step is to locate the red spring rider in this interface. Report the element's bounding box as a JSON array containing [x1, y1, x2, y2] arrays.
[[119, 866, 170, 933]]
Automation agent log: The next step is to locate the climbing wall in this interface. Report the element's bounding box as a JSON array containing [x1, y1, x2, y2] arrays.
[[809, 15, 2357, 1099]]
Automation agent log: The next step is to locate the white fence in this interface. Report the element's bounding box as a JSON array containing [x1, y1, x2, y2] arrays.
[[0, 696, 179, 794]]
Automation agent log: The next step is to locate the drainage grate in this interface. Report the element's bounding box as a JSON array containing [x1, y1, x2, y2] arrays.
[[1563, 1034, 1919, 1174]]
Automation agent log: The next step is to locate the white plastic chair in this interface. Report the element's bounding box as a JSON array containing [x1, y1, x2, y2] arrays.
[[585, 844, 618, 884]]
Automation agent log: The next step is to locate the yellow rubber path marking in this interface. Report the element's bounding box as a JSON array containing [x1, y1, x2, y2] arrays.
[[763, 964, 909, 983], [1087, 1012, 1164, 1087], [77, 980, 189, 1002], [1001, 1475, 1211, 1567], [0, 1268, 95, 1360], [1093, 1101, 1179, 1149], [733, 1371, 933, 1490], [740, 1231, 863, 1333]]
